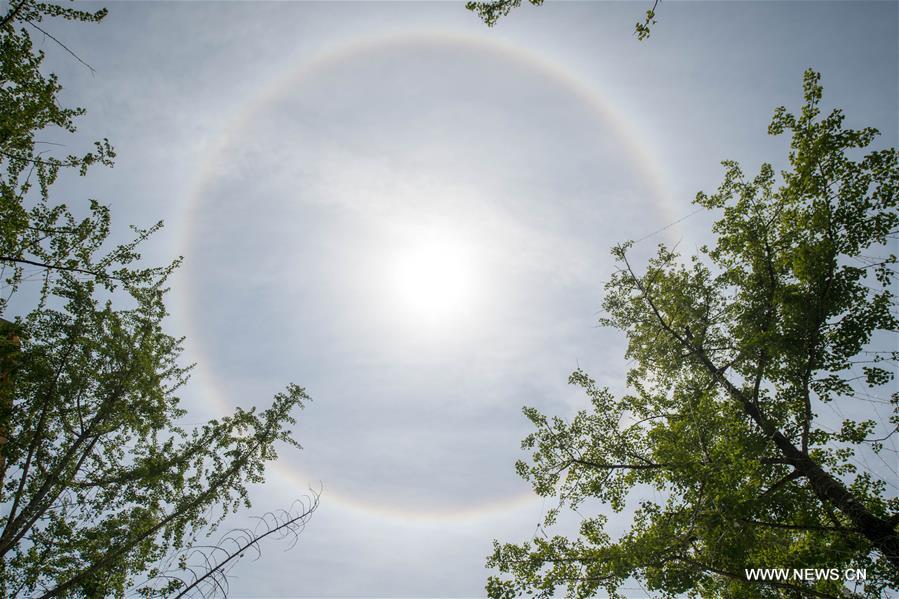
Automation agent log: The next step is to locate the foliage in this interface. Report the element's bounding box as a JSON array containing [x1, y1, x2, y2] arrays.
[[487, 70, 899, 598], [0, 2, 310, 596], [465, 0, 542, 28], [466, 0, 660, 40]]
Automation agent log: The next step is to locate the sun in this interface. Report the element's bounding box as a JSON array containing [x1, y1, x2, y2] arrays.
[[388, 235, 476, 324]]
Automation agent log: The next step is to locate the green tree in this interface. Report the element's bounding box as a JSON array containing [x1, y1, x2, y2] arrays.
[[466, 0, 660, 40], [487, 70, 899, 598], [0, 2, 312, 596]]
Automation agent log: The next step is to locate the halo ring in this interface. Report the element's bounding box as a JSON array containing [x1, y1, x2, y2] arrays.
[[176, 30, 675, 523]]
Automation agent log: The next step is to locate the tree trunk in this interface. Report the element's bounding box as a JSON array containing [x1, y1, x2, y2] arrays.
[[700, 351, 899, 571]]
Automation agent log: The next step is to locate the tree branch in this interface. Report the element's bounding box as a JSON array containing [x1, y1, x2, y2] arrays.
[[619, 249, 899, 569], [0, 0, 27, 29], [0, 255, 113, 280]]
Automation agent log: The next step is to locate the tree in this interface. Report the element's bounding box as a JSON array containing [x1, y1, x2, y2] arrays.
[[0, 2, 313, 596], [486, 70, 899, 598], [466, 0, 660, 40]]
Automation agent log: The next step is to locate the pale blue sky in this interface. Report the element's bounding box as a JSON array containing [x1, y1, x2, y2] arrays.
[[28, 1, 899, 597]]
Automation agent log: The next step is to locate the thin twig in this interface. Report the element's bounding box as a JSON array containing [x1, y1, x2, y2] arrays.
[[25, 20, 95, 74]]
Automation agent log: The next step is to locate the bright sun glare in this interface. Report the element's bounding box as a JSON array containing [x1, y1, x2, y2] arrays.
[[389, 236, 476, 324]]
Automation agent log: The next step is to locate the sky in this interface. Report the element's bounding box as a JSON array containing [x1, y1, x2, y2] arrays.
[[25, 1, 899, 597]]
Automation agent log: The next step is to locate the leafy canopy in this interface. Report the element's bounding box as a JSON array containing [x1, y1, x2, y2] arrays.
[[487, 70, 898, 599], [466, 0, 660, 41], [0, 2, 310, 596]]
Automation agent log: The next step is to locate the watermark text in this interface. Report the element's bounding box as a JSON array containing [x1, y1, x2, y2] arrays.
[[744, 568, 867, 582]]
